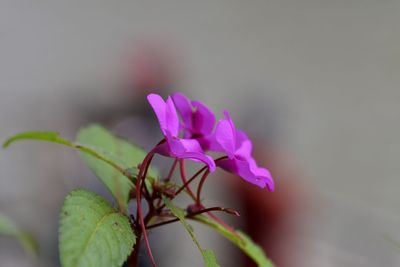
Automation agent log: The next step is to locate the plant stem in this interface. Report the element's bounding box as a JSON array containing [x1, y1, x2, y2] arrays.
[[174, 165, 207, 198], [146, 206, 239, 229], [196, 170, 210, 205], [165, 159, 178, 182], [127, 232, 142, 267], [195, 156, 228, 205], [179, 160, 197, 201], [135, 148, 157, 267], [156, 166, 208, 212]]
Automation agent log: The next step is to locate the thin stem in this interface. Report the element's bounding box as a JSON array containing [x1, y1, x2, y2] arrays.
[[174, 165, 208, 198], [165, 159, 178, 182], [179, 160, 197, 201], [146, 206, 239, 229], [146, 217, 180, 230], [127, 232, 142, 267], [206, 211, 238, 236], [196, 170, 210, 205], [195, 156, 228, 205], [156, 165, 208, 212], [135, 148, 157, 267], [140, 155, 154, 199], [154, 159, 179, 208], [173, 155, 228, 200]]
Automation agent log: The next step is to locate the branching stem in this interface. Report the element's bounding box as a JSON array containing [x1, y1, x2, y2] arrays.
[[146, 206, 239, 230]]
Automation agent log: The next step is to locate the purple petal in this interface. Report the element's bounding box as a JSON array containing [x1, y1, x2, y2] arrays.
[[147, 94, 180, 137], [192, 100, 215, 135], [165, 97, 180, 137], [235, 139, 253, 160], [215, 116, 236, 158], [236, 130, 249, 149], [217, 157, 274, 191], [147, 94, 168, 135], [247, 157, 274, 191], [164, 131, 216, 171], [201, 134, 222, 152], [234, 159, 269, 189], [253, 166, 274, 192], [223, 110, 237, 140], [172, 92, 193, 137]]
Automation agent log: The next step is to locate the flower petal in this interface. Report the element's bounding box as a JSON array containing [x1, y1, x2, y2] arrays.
[[235, 158, 269, 188], [236, 130, 249, 149], [235, 139, 253, 160], [172, 92, 193, 137], [147, 93, 168, 135], [165, 131, 216, 171], [217, 157, 274, 190], [165, 96, 180, 137], [253, 166, 274, 192], [215, 117, 236, 158], [192, 100, 215, 135]]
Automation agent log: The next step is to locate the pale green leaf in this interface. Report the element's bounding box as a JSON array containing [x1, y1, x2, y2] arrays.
[[0, 212, 38, 256], [2, 131, 127, 180], [59, 189, 135, 267], [77, 124, 158, 210], [202, 249, 220, 267], [193, 214, 274, 267], [163, 197, 220, 267], [3, 131, 72, 148], [3, 127, 159, 212]]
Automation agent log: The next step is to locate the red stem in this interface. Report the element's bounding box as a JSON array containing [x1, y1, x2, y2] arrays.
[[156, 165, 208, 212], [195, 156, 228, 205], [127, 233, 142, 267], [135, 148, 157, 267], [165, 159, 178, 182], [174, 165, 207, 198], [146, 206, 240, 229], [179, 160, 197, 201], [206, 211, 238, 236], [155, 159, 179, 208], [196, 170, 210, 205]]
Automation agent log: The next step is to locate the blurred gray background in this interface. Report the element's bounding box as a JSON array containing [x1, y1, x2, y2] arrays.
[[1, 1, 400, 266]]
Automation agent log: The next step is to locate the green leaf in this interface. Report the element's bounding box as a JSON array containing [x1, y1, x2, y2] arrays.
[[59, 189, 135, 267], [202, 249, 220, 267], [0, 212, 38, 256], [193, 214, 275, 267], [3, 126, 159, 212], [163, 197, 220, 267], [2, 131, 127, 179], [77, 124, 158, 210], [3, 131, 72, 148]]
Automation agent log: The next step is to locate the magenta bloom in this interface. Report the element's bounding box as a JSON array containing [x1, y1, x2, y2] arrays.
[[213, 111, 274, 191], [147, 93, 216, 171], [172, 93, 215, 149]]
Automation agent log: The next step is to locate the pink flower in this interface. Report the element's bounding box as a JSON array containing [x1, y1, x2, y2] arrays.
[[147, 93, 216, 171], [213, 111, 274, 191], [172, 92, 216, 150]]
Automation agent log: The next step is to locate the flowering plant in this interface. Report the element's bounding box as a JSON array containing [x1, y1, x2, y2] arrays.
[[3, 93, 275, 267]]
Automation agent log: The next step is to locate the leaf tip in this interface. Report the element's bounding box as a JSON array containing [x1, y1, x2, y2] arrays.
[[2, 138, 11, 149]]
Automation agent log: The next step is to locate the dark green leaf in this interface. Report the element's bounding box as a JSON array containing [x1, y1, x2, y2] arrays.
[[59, 189, 135, 267]]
